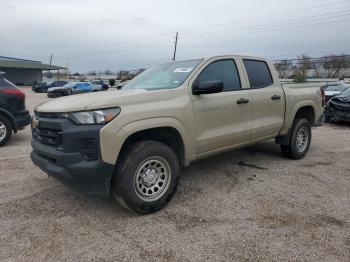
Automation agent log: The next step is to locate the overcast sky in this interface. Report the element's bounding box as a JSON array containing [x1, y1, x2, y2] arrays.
[[1, 0, 350, 72]]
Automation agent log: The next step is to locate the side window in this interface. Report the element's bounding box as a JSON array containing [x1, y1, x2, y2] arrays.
[[197, 60, 241, 92], [0, 77, 16, 89], [243, 59, 273, 88]]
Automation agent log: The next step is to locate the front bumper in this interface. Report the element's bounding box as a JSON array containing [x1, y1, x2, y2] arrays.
[[30, 115, 114, 197], [325, 100, 350, 123], [325, 109, 350, 122]]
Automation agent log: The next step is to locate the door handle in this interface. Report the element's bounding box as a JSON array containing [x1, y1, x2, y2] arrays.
[[271, 95, 281, 100], [236, 98, 250, 104]]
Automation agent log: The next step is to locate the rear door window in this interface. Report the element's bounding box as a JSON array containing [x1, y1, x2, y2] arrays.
[[243, 59, 273, 88], [0, 76, 16, 89], [197, 59, 241, 91]]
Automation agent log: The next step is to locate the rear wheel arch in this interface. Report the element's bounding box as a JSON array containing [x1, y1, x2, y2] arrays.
[[294, 106, 315, 126], [276, 105, 315, 145]]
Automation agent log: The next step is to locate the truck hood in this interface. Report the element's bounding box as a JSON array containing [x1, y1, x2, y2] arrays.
[[35, 89, 149, 113]]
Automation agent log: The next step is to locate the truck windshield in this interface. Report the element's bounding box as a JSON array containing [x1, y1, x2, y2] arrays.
[[123, 59, 203, 91]]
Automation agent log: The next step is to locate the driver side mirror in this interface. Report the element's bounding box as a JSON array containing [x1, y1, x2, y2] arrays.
[[192, 80, 224, 95]]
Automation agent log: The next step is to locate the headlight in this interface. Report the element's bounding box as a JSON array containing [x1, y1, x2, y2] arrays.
[[69, 108, 121, 124]]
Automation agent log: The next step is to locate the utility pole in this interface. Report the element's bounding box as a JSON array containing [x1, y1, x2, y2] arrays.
[[66, 63, 69, 80], [49, 53, 53, 79], [172, 32, 178, 61]]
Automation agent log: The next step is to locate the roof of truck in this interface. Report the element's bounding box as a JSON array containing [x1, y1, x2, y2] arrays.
[[201, 54, 270, 61]]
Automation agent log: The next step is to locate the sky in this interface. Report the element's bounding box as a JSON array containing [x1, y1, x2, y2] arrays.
[[1, 0, 350, 72]]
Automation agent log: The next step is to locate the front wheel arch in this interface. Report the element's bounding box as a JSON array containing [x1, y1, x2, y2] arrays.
[[0, 110, 17, 132]]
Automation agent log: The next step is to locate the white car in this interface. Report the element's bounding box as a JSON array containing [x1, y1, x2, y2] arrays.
[[90, 83, 103, 92]]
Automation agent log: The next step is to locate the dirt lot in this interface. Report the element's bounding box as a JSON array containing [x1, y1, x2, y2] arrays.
[[1, 88, 350, 261]]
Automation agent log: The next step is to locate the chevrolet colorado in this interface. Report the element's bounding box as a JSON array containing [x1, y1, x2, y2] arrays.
[[30, 55, 324, 214]]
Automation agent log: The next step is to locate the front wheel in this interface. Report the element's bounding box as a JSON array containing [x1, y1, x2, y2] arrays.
[[0, 115, 12, 147], [112, 141, 180, 214], [280, 118, 311, 160]]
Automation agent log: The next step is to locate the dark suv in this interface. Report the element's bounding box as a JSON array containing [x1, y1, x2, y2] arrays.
[[32, 80, 68, 93], [0, 72, 31, 146]]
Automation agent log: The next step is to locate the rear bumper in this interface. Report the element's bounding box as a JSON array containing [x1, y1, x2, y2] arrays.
[[14, 111, 31, 130], [30, 117, 115, 197]]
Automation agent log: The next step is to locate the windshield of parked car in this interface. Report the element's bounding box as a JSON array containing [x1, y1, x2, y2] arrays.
[[123, 59, 203, 91], [326, 85, 349, 92], [0, 76, 16, 89], [63, 82, 77, 88], [339, 87, 350, 97]]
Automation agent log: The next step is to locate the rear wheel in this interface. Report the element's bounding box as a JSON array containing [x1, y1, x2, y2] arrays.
[[0, 115, 12, 147], [280, 118, 311, 159], [112, 140, 180, 214]]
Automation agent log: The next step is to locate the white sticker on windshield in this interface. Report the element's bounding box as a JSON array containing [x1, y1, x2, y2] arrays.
[[174, 67, 193, 73]]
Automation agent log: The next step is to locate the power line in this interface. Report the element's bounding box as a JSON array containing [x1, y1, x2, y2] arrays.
[[180, 16, 350, 42], [273, 54, 350, 62], [181, 9, 350, 39], [56, 0, 349, 59], [178, 0, 350, 33], [65, 13, 350, 59]]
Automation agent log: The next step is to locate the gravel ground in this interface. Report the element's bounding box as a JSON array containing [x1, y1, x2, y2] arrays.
[[1, 88, 350, 261]]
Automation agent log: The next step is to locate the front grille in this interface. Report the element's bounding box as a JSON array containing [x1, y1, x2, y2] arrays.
[[33, 127, 62, 146], [329, 101, 350, 112]]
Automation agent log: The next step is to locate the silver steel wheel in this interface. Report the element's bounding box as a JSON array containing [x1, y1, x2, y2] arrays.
[[134, 156, 171, 202], [296, 127, 309, 153], [0, 120, 7, 142]]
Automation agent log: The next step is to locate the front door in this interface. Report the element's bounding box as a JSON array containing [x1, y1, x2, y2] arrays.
[[192, 59, 251, 154]]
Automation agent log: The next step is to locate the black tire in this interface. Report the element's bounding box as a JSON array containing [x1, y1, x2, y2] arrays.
[[0, 115, 12, 147], [280, 118, 311, 160], [112, 140, 180, 214]]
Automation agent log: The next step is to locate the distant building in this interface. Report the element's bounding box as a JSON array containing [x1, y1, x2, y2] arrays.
[[117, 69, 145, 81], [0, 56, 66, 86]]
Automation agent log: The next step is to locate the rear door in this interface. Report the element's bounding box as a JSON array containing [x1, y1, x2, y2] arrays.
[[241, 59, 284, 140], [191, 58, 251, 154]]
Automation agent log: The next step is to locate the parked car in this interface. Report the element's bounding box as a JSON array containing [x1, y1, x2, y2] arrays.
[[0, 72, 30, 146], [91, 80, 109, 90], [324, 87, 350, 123], [47, 82, 92, 98], [324, 84, 350, 103], [32, 80, 68, 93], [31, 55, 324, 214], [116, 80, 129, 89]]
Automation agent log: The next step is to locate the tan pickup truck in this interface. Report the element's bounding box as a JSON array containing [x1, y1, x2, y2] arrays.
[[31, 55, 324, 214]]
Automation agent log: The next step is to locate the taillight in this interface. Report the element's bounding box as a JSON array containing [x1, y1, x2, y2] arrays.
[[0, 88, 25, 100], [320, 88, 325, 107]]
